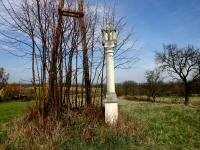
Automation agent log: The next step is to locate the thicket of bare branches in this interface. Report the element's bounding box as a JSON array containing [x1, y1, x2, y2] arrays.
[[0, 0, 136, 123]]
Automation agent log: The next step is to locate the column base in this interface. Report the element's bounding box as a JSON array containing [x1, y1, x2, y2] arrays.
[[104, 93, 118, 125]]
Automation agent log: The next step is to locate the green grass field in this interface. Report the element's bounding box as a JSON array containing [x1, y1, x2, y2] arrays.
[[0, 99, 200, 149], [119, 99, 200, 149], [0, 101, 33, 125]]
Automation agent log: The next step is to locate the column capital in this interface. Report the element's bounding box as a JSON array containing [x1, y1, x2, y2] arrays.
[[104, 42, 116, 49], [105, 49, 114, 54]]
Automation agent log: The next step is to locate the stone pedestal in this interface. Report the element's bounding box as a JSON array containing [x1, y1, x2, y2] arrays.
[[104, 93, 118, 124]]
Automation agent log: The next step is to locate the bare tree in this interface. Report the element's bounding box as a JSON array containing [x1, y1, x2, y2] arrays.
[[145, 68, 162, 102], [0, 67, 9, 91], [156, 44, 200, 105], [0, 0, 137, 123]]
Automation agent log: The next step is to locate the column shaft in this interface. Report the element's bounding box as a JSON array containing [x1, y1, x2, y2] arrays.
[[106, 49, 115, 93]]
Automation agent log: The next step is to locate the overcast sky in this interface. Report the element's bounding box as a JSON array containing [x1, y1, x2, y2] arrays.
[[0, 0, 200, 83]]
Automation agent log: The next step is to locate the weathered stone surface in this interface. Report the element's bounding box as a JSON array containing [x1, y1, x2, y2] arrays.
[[104, 92, 117, 102], [105, 102, 118, 125], [102, 23, 118, 125]]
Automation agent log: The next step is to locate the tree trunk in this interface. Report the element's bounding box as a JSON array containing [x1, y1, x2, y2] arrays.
[[100, 51, 106, 107], [79, 0, 91, 106], [31, 33, 38, 111], [66, 48, 74, 112], [184, 81, 189, 105], [58, 32, 63, 118], [152, 95, 156, 102], [49, 0, 64, 118], [75, 44, 78, 109]]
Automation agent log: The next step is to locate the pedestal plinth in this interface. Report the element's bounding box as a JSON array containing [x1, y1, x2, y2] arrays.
[[104, 93, 118, 125]]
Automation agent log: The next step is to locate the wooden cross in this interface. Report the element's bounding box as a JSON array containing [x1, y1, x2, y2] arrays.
[[59, 0, 92, 104], [61, 9, 84, 18], [60, 0, 84, 18]]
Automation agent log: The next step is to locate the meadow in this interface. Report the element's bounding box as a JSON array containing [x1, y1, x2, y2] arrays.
[[0, 98, 199, 149], [120, 99, 200, 149], [0, 101, 33, 125]]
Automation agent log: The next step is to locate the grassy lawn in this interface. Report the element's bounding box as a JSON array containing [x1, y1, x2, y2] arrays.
[[119, 99, 200, 149], [0, 101, 33, 125], [0, 99, 200, 149]]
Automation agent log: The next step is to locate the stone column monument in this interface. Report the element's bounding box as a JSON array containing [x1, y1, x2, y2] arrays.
[[102, 23, 118, 125]]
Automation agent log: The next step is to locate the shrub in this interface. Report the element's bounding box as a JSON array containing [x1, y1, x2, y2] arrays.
[[2, 84, 23, 101]]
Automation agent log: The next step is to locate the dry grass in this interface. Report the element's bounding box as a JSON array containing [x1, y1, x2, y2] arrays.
[[0, 105, 148, 150], [2, 97, 199, 149], [1, 117, 64, 149]]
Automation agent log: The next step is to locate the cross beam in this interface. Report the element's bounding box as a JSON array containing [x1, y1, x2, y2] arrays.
[[61, 9, 84, 18]]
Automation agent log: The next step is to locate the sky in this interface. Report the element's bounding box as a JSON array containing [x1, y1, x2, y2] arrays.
[[0, 0, 200, 83]]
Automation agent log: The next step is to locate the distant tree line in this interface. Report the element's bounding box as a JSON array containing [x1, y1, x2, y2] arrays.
[[116, 79, 200, 98]]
